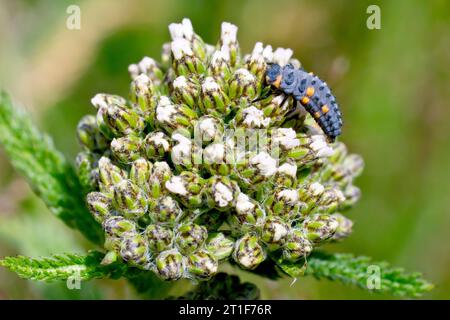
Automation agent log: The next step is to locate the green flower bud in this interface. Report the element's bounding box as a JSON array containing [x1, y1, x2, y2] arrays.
[[233, 105, 271, 129], [186, 249, 218, 280], [155, 249, 185, 281], [101, 251, 118, 265], [205, 232, 234, 260], [170, 133, 201, 172], [96, 102, 145, 138], [245, 42, 273, 81], [218, 22, 240, 67], [128, 56, 164, 85], [165, 171, 205, 208], [282, 228, 313, 262], [102, 216, 137, 238], [98, 156, 127, 194], [315, 187, 345, 214], [340, 185, 361, 209], [91, 93, 127, 110], [120, 233, 150, 269], [298, 181, 325, 213], [143, 131, 171, 160], [172, 75, 200, 108], [155, 96, 197, 136], [194, 115, 224, 145], [76, 115, 108, 152], [302, 213, 339, 244], [145, 224, 174, 253], [260, 216, 290, 251], [208, 50, 232, 82], [256, 94, 293, 126], [76, 151, 99, 192], [110, 135, 143, 164], [129, 73, 158, 120], [233, 234, 266, 270], [175, 223, 208, 255], [203, 143, 234, 176], [112, 179, 148, 220], [169, 18, 207, 61], [198, 76, 231, 117], [129, 158, 153, 193], [205, 176, 240, 210], [331, 213, 353, 241], [237, 151, 278, 188], [227, 68, 259, 102], [274, 161, 298, 188], [148, 195, 183, 225], [149, 161, 173, 198], [171, 38, 206, 76], [264, 187, 304, 221], [86, 192, 112, 223], [229, 193, 265, 234]]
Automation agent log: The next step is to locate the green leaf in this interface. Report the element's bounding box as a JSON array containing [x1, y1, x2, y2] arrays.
[[0, 251, 126, 282], [277, 252, 434, 298], [0, 91, 103, 244]]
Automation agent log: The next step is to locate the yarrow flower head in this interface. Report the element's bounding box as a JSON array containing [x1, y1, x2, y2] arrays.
[[75, 18, 363, 282]]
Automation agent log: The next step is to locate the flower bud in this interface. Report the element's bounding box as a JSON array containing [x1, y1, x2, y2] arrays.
[[194, 115, 224, 145], [112, 180, 148, 220], [128, 56, 164, 85], [91, 93, 127, 110], [171, 38, 206, 76], [172, 75, 200, 108], [169, 18, 207, 61], [260, 216, 290, 251], [143, 131, 171, 160], [129, 158, 152, 193], [101, 251, 118, 265], [86, 192, 112, 223], [155, 96, 197, 136], [233, 234, 266, 270], [282, 228, 313, 262], [298, 182, 325, 214], [245, 42, 273, 81], [233, 106, 271, 129], [102, 216, 137, 238], [203, 143, 234, 176], [272, 47, 293, 67], [149, 161, 172, 198], [186, 249, 218, 280], [76, 115, 108, 152], [315, 187, 345, 214], [120, 233, 150, 269], [129, 73, 158, 120], [330, 213, 353, 241], [154, 249, 185, 281], [144, 224, 174, 253], [205, 176, 240, 210], [227, 68, 259, 102], [165, 171, 205, 208], [76, 151, 99, 192], [302, 213, 339, 244], [170, 133, 200, 172], [237, 151, 278, 188], [256, 94, 293, 126], [148, 195, 183, 225], [205, 232, 234, 260], [218, 22, 239, 67], [264, 187, 304, 221], [208, 50, 232, 82], [229, 193, 265, 234], [274, 161, 298, 188], [198, 76, 231, 117], [110, 135, 143, 164], [340, 184, 361, 209], [96, 102, 145, 138], [98, 156, 127, 194], [175, 223, 208, 255]]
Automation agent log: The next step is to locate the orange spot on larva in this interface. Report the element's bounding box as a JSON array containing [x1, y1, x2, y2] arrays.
[[321, 105, 329, 114], [306, 86, 315, 97], [314, 111, 321, 118], [272, 75, 282, 88], [301, 97, 310, 104]]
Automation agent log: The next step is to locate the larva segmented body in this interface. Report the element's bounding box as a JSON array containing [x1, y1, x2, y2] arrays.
[[265, 63, 343, 142]]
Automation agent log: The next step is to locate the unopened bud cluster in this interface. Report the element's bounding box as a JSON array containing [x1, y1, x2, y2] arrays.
[[76, 18, 363, 281]]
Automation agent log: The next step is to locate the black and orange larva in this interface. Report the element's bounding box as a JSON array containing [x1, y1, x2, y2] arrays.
[[265, 63, 342, 142]]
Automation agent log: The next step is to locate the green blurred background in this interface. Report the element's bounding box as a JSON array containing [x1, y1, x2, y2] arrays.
[[0, 0, 449, 299]]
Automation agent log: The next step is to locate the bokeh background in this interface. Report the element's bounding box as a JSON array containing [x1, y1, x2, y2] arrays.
[[0, 0, 449, 299]]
